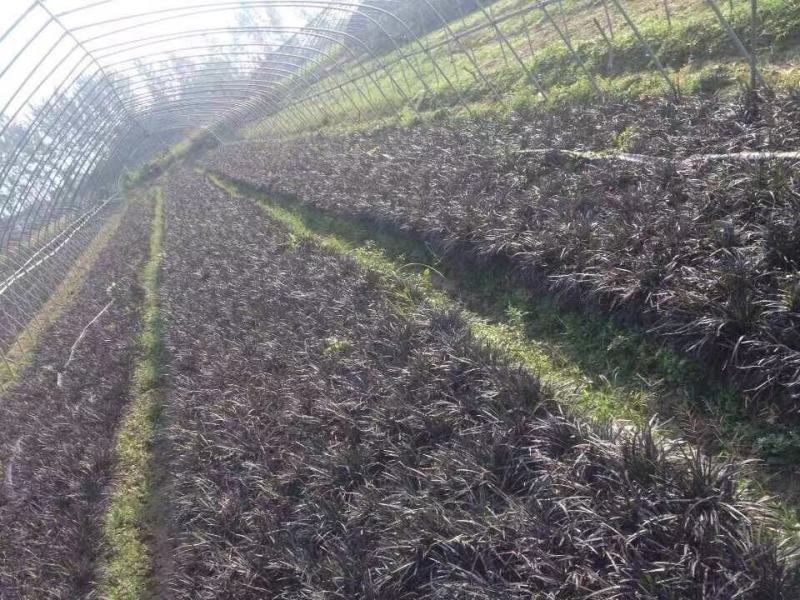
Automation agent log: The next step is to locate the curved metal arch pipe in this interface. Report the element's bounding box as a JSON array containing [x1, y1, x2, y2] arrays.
[[0, 52, 99, 194], [119, 62, 376, 131], [72, 3, 465, 113], [114, 59, 353, 126], [92, 21, 413, 113], [0, 28, 360, 234], [0, 58, 137, 229], [0, 14, 382, 247], [1, 1, 482, 230], [34, 0, 149, 130], [5, 1, 415, 169], [0, 67, 126, 226], [21, 119, 133, 242], [4, 108, 130, 248], [0, 35, 149, 211], [101, 44, 369, 118], [98, 34, 377, 122], [13, 97, 130, 228], [0, 0, 639, 279], [89, 24, 409, 122]]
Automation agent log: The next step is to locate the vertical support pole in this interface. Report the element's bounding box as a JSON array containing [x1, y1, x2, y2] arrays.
[[703, 0, 767, 90], [456, 0, 478, 66], [750, 0, 758, 91], [422, 0, 503, 104], [487, 2, 510, 67], [475, 0, 548, 99], [541, 5, 602, 96], [603, 0, 616, 72], [610, 0, 679, 97], [593, 18, 615, 75], [522, 10, 536, 59], [558, 0, 571, 44]]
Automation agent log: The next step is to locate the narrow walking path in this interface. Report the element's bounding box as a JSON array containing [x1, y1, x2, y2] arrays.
[[99, 186, 166, 599]]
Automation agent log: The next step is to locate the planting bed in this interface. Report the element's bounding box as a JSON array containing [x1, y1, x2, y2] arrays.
[[204, 91, 800, 411], [0, 195, 154, 598], [156, 168, 794, 598]]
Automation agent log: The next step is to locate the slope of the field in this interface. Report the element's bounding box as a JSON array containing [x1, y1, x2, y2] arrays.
[[153, 167, 795, 598]]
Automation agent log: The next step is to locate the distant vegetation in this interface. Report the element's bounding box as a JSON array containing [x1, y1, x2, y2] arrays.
[[121, 131, 218, 190]]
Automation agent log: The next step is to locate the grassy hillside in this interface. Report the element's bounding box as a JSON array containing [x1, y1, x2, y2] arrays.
[[245, 0, 800, 139]]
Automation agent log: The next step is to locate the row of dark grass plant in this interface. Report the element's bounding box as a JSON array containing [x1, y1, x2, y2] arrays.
[[0, 196, 154, 597], [204, 90, 800, 416], [157, 167, 796, 598], [207, 171, 800, 468]]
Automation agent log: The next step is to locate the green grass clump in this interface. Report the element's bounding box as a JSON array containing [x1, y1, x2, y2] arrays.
[[99, 186, 165, 600]]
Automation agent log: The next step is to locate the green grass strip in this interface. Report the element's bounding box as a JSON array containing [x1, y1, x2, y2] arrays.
[[99, 186, 165, 600]]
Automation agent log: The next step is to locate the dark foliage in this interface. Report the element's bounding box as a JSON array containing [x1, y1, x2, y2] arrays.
[[204, 92, 800, 410], [157, 169, 795, 599], [0, 198, 153, 598]]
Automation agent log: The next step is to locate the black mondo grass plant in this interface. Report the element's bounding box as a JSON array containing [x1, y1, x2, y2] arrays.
[[156, 169, 798, 599], [203, 91, 800, 416]]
